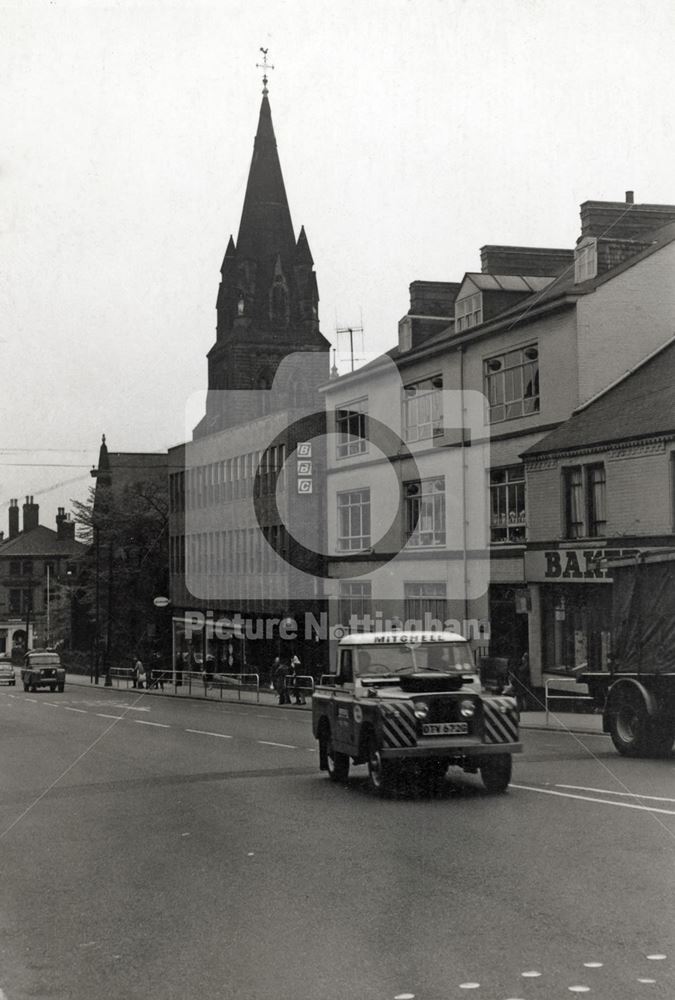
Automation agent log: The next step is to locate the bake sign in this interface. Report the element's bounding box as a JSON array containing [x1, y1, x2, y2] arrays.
[[526, 548, 639, 583]]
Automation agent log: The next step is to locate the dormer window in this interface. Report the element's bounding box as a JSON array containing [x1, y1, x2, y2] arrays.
[[575, 237, 597, 283], [455, 291, 483, 331]]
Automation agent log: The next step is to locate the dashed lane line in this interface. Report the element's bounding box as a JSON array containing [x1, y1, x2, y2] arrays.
[[185, 729, 233, 739], [556, 783, 675, 804], [64, 707, 87, 713], [96, 714, 123, 720], [258, 740, 297, 749], [134, 720, 170, 728], [512, 783, 675, 816]]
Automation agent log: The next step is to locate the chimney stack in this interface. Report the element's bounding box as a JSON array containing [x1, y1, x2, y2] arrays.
[[8, 499, 19, 540], [22, 496, 39, 534], [625, 190, 634, 204], [56, 508, 75, 541]]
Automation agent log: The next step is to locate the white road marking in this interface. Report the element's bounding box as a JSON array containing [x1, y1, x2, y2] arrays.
[[258, 740, 297, 749], [646, 954, 666, 960], [185, 729, 232, 739], [134, 720, 170, 728], [25, 698, 37, 703], [513, 784, 675, 816], [113, 704, 150, 712], [638, 978, 656, 984], [583, 962, 603, 968], [521, 971, 542, 978], [64, 707, 87, 713], [557, 783, 675, 804], [44, 702, 60, 707], [96, 714, 123, 720]]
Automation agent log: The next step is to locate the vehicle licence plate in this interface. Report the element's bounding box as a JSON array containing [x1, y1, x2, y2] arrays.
[[422, 722, 468, 736]]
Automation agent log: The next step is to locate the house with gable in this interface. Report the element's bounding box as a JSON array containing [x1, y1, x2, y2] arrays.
[[522, 335, 675, 685]]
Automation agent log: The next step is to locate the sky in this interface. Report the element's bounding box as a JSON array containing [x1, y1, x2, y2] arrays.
[[2, 0, 675, 530]]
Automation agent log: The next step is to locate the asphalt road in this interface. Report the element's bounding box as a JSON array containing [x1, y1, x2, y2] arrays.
[[0, 684, 673, 1000]]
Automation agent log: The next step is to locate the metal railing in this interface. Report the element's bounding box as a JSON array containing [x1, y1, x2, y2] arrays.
[[277, 674, 314, 704], [109, 667, 135, 688], [544, 676, 593, 723]]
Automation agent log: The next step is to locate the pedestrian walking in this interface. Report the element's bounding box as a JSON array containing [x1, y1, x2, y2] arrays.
[[134, 654, 146, 690], [274, 658, 290, 705], [290, 655, 305, 705]]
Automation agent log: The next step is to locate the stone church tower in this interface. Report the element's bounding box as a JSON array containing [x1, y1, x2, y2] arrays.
[[199, 85, 330, 435]]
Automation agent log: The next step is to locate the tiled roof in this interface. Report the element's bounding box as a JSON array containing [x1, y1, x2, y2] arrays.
[[0, 525, 87, 558], [522, 336, 675, 457]]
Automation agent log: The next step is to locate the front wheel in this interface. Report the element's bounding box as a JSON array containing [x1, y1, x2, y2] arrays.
[[367, 737, 396, 797], [322, 731, 349, 783], [23, 682, 29, 692], [480, 754, 512, 794]]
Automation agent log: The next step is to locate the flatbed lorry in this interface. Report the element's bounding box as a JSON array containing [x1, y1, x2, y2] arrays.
[[312, 630, 521, 796], [580, 549, 675, 756]]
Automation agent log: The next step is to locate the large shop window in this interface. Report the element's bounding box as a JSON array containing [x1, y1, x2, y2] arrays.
[[541, 585, 612, 674], [337, 488, 371, 551], [484, 345, 539, 423], [490, 466, 526, 543], [402, 375, 443, 442], [563, 463, 607, 539], [405, 477, 446, 547]]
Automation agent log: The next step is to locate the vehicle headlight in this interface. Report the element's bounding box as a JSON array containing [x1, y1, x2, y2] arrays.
[[413, 700, 429, 720], [459, 698, 476, 718]]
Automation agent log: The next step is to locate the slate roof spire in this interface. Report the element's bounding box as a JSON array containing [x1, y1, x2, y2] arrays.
[[235, 93, 296, 265]]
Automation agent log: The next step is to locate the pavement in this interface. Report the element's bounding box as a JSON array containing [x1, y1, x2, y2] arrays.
[[63, 671, 606, 735]]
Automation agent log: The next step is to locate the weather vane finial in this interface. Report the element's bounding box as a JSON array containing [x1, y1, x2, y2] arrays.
[[257, 47, 274, 95]]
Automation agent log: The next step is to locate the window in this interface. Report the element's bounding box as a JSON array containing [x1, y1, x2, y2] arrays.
[[21, 560, 33, 577], [562, 463, 607, 539], [575, 237, 598, 283], [484, 345, 539, 423], [9, 589, 31, 615], [336, 398, 368, 458], [563, 466, 584, 539], [338, 580, 372, 629], [337, 488, 371, 551], [405, 478, 446, 547], [404, 582, 447, 625], [403, 375, 443, 442], [455, 291, 483, 331], [586, 464, 606, 537], [490, 467, 526, 543]]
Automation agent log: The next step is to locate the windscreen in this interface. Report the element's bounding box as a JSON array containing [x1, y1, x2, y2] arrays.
[[355, 642, 474, 677]]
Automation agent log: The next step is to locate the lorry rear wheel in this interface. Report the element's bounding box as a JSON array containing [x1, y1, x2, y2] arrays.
[[480, 754, 512, 793], [367, 738, 395, 797], [323, 732, 349, 783], [609, 690, 650, 756]]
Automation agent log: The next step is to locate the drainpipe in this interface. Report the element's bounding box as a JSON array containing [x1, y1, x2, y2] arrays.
[[457, 346, 470, 627]]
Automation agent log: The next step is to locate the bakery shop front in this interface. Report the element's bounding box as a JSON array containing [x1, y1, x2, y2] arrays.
[[524, 545, 639, 686]]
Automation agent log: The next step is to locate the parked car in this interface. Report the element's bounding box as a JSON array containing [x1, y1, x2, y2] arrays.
[[21, 650, 65, 693], [0, 657, 16, 686]]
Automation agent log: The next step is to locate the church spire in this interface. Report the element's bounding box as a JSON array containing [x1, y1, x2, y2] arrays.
[[235, 92, 296, 265]]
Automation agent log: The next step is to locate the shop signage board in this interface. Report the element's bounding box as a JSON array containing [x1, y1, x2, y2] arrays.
[[524, 547, 639, 583]]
